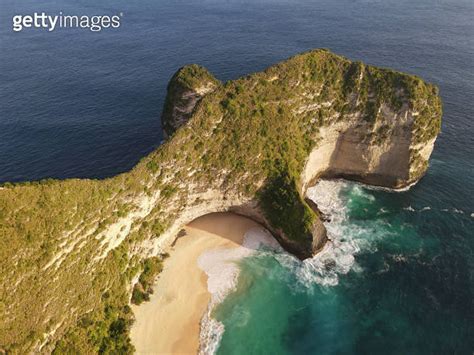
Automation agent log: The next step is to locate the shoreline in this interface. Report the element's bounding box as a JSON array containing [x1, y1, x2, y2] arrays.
[[130, 212, 263, 354]]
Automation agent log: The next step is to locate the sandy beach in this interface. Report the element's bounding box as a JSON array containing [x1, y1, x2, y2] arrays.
[[130, 212, 262, 354]]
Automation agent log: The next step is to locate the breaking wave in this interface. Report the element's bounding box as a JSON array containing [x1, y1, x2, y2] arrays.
[[199, 179, 391, 353], [197, 228, 281, 354]]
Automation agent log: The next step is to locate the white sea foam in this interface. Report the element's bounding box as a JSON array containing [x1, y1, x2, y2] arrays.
[[199, 179, 384, 353], [298, 180, 361, 286], [198, 227, 280, 354], [347, 178, 418, 193], [199, 306, 224, 355], [405, 205, 469, 215], [255, 179, 375, 288], [378, 207, 388, 215]]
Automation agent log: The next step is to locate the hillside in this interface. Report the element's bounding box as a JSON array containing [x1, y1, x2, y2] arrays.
[[0, 49, 442, 353]]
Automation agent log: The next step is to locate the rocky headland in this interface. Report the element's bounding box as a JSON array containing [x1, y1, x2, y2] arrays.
[[0, 49, 441, 353]]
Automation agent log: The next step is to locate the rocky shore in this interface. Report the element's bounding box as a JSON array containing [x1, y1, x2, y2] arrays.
[[0, 49, 442, 352]]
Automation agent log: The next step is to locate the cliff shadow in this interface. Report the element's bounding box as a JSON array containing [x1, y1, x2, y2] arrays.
[[184, 212, 264, 246]]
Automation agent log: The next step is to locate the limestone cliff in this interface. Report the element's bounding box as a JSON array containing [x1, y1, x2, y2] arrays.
[[0, 49, 441, 353], [161, 64, 220, 137]]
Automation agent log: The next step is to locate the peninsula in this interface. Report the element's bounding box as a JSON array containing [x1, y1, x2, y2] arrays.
[[0, 49, 442, 353]]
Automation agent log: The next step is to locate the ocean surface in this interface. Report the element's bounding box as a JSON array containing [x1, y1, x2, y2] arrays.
[[1, 0, 473, 353]]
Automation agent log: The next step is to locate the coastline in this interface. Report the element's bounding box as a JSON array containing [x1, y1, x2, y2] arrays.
[[130, 212, 262, 354]]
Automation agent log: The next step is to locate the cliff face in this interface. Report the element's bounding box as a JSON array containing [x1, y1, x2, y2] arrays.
[[0, 49, 442, 352], [161, 52, 441, 256], [161, 64, 220, 137], [301, 106, 436, 190]]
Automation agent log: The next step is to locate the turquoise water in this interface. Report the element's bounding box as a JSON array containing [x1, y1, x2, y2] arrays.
[[1, 0, 473, 353], [214, 180, 473, 354]]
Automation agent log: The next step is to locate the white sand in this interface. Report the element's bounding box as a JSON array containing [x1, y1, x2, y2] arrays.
[[130, 212, 261, 354]]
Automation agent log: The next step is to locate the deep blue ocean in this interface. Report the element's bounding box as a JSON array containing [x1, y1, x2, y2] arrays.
[[0, 0, 473, 354]]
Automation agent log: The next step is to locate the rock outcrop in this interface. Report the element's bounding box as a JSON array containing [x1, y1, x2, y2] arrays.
[[161, 64, 220, 137], [160, 51, 441, 258], [0, 49, 442, 352]]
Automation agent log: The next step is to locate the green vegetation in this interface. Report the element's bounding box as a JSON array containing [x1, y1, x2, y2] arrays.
[[0, 49, 442, 352], [259, 167, 315, 244], [161, 64, 221, 136], [53, 293, 135, 354], [131, 256, 166, 305]]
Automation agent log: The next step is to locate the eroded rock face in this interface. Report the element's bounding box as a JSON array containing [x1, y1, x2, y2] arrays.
[[301, 107, 437, 191], [162, 52, 441, 259], [0, 49, 442, 351], [161, 64, 220, 137]]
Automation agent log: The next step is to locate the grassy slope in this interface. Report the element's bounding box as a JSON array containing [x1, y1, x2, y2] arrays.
[[0, 49, 441, 352]]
